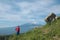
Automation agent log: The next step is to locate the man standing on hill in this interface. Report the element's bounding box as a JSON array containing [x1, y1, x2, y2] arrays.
[[15, 26, 20, 35]]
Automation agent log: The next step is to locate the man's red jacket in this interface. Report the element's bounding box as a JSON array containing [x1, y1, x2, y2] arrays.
[[16, 26, 20, 32]]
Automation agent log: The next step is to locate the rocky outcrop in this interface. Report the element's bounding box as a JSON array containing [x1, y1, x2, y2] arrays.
[[45, 13, 56, 23]]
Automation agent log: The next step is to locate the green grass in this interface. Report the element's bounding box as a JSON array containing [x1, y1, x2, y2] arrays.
[[1, 19, 60, 40]]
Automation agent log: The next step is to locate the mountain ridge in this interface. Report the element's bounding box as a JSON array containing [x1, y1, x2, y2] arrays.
[[0, 23, 41, 35]]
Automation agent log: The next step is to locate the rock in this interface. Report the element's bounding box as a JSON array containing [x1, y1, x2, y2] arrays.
[[45, 13, 56, 23]]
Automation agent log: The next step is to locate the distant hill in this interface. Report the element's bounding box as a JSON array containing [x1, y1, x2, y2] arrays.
[[0, 23, 41, 35], [8, 18, 60, 40], [0, 27, 15, 35]]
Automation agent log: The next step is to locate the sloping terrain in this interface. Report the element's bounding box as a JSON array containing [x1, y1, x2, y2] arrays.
[[0, 18, 60, 40], [8, 18, 60, 40]]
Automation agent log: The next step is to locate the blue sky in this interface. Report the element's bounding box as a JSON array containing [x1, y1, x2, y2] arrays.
[[0, 0, 60, 28]]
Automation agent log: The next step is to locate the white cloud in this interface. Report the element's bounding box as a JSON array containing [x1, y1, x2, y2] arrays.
[[0, 3, 11, 13], [0, 14, 22, 21], [49, 5, 60, 14], [0, 0, 60, 28], [0, 0, 55, 22], [14, 0, 55, 23], [16, 0, 54, 15], [32, 21, 37, 24], [0, 3, 22, 22]]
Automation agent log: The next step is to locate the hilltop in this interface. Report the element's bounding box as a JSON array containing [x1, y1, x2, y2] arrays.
[[7, 18, 60, 40]]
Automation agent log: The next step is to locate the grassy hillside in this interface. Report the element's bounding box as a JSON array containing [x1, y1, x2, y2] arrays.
[[0, 18, 60, 40], [8, 18, 60, 40]]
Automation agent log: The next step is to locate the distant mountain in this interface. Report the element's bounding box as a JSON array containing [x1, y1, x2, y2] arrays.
[[0, 27, 15, 35], [21, 23, 41, 33], [0, 23, 42, 35]]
